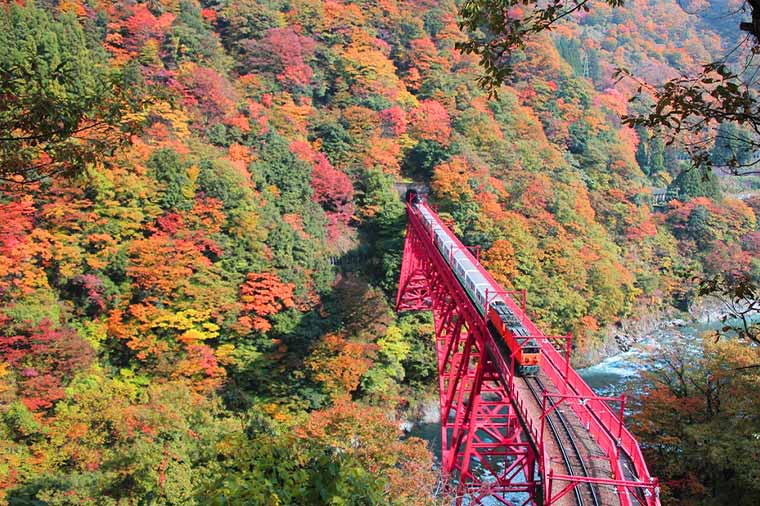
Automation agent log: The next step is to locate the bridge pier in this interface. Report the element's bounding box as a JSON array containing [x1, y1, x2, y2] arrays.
[[396, 199, 660, 506], [397, 219, 539, 505]]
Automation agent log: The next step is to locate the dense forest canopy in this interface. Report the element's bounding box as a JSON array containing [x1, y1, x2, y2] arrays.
[[459, 0, 760, 179], [0, 0, 758, 505]]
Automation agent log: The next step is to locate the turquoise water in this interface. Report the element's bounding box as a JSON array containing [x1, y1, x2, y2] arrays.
[[578, 320, 714, 396]]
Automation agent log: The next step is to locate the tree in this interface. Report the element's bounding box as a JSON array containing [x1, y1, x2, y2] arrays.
[[457, 0, 760, 343], [0, 319, 94, 411], [306, 333, 375, 400], [4, 377, 238, 506], [238, 272, 295, 333], [357, 170, 405, 291], [297, 401, 436, 503], [402, 140, 451, 181], [0, 2, 143, 182], [631, 337, 760, 504], [360, 326, 411, 398], [311, 154, 354, 224], [669, 167, 722, 201], [481, 239, 519, 288], [147, 148, 193, 211], [200, 402, 436, 505], [244, 27, 317, 90], [711, 121, 754, 168], [127, 234, 209, 301], [456, 0, 760, 176], [251, 132, 313, 214], [216, 0, 285, 58]]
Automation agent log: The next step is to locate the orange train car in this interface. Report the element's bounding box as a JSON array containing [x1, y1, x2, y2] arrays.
[[486, 300, 540, 376]]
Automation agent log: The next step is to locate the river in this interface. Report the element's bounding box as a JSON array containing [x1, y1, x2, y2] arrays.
[[579, 318, 711, 396]]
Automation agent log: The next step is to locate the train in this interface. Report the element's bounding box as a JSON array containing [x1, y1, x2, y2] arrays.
[[409, 191, 540, 376]]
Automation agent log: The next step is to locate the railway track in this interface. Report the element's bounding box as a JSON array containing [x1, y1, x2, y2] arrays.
[[524, 376, 601, 506]]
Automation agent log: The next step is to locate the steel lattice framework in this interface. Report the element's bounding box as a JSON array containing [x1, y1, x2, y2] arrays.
[[396, 199, 661, 506]]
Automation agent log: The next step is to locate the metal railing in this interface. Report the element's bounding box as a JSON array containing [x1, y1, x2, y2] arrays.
[[408, 200, 661, 506]]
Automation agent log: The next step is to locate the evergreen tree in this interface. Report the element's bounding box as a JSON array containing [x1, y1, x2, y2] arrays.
[[251, 131, 313, 214], [711, 122, 754, 168], [669, 167, 722, 200], [148, 148, 193, 211], [556, 37, 583, 75], [0, 2, 140, 180], [635, 128, 650, 174], [648, 135, 666, 175]]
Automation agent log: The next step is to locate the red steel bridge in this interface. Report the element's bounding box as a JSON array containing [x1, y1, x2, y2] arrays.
[[396, 197, 660, 506]]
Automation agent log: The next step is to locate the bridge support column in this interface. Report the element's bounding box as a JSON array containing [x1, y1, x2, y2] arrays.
[[396, 220, 538, 506], [396, 221, 431, 311]]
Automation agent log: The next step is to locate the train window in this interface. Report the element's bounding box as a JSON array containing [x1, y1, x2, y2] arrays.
[[493, 304, 515, 320], [491, 301, 509, 315], [512, 326, 529, 337], [501, 312, 520, 325]]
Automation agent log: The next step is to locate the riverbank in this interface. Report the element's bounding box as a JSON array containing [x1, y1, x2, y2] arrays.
[[575, 296, 730, 368]]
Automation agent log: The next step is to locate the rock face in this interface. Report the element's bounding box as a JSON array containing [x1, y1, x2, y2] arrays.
[[399, 398, 440, 433], [581, 296, 733, 368], [578, 304, 684, 367], [421, 400, 440, 424], [614, 333, 634, 352], [688, 297, 736, 324]]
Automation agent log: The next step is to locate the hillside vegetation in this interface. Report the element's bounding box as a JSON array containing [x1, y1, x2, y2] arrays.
[[0, 0, 758, 504]]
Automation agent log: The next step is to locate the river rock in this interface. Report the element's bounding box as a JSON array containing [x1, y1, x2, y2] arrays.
[[614, 333, 633, 352], [422, 400, 440, 424]]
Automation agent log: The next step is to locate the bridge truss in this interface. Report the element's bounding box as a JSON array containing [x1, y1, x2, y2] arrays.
[[396, 199, 661, 506]]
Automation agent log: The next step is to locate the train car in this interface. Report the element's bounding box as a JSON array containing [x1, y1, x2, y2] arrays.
[[411, 198, 540, 376], [487, 301, 540, 376]]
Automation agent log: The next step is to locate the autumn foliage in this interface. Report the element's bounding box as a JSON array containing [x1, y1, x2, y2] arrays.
[[0, 319, 94, 411], [0, 0, 757, 504], [238, 272, 295, 332]]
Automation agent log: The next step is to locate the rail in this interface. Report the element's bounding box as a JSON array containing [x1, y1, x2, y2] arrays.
[[408, 201, 660, 506], [524, 377, 599, 506]]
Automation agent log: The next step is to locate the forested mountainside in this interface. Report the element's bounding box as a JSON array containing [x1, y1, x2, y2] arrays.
[[1, 0, 759, 504]]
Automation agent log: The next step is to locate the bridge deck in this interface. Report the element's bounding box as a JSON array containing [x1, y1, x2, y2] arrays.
[[515, 373, 621, 506], [397, 199, 659, 505]]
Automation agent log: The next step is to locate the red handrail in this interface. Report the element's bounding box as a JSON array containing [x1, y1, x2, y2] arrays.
[[411, 202, 660, 506]]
